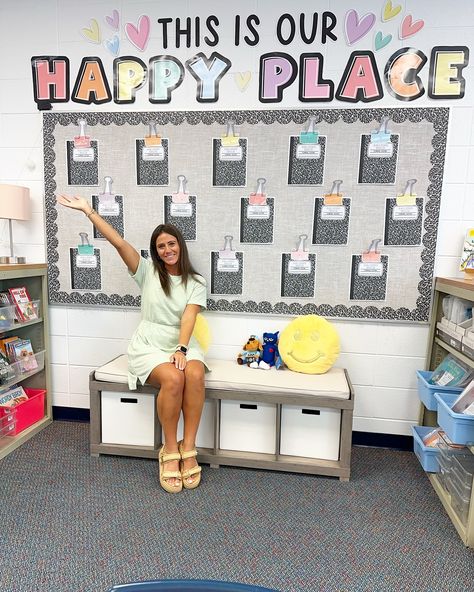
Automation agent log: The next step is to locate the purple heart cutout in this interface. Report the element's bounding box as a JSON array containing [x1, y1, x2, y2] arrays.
[[345, 10, 376, 45]]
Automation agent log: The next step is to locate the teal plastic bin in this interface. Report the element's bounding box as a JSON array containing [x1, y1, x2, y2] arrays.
[[108, 581, 279, 592], [435, 392, 474, 445], [412, 426, 441, 472]]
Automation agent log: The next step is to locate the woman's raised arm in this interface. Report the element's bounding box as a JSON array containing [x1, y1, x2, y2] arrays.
[[56, 194, 140, 274]]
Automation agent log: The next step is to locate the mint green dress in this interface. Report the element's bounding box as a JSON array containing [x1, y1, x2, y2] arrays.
[[127, 256, 208, 390]]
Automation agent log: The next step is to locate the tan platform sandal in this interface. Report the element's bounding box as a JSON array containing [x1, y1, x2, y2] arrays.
[[158, 445, 182, 494], [178, 441, 202, 490]]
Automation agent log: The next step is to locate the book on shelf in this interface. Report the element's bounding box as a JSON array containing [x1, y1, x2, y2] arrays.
[[0, 352, 15, 385], [0, 291, 19, 322], [8, 286, 37, 322], [12, 339, 38, 373], [0, 384, 27, 408], [451, 379, 474, 415], [0, 336, 20, 362]]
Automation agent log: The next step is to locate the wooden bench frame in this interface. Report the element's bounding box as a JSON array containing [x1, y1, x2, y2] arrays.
[[89, 370, 354, 481]]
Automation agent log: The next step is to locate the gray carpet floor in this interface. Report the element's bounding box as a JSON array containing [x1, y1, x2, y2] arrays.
[[0, 421, 473, 592]]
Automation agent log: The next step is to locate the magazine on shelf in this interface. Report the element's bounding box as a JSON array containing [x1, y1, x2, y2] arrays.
[[12, 339, 38, 373], [8, 286, 37, 322], [451, 379, 474, 415]]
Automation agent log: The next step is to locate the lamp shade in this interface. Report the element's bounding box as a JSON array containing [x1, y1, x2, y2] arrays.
[[0, 184, 31, 221]]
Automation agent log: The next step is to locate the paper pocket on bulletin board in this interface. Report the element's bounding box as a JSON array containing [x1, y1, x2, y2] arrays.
[[358, 119, 399, 184], [288, 136, 326, 186], [281, 235, 316, 298], [383, 179, 423, 246], [164, 175, 197, 241], [312, 181, 350, 245], [210, 235, 243, 295], [67, 140, 99, 186], [349, 240, 388, 301], [212, 121, 247, 187], [240, 178, 274, 244], [70, 233, 101, 291], [91, 194, 124, 240]]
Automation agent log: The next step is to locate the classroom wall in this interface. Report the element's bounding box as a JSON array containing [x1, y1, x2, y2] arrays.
[[1, 0, 473, 435]]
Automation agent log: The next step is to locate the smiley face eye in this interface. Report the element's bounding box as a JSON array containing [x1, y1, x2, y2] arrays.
[[294, 330, 302, 341], [311, 331, 320, 341]]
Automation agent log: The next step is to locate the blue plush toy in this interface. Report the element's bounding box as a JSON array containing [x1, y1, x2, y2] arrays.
[[258, 331, 280, 370]]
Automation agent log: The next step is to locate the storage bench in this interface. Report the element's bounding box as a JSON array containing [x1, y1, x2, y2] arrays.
[[89, 355, 354, 480]]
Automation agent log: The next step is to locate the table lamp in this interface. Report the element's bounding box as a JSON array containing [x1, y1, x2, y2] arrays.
[[0, 184, 31, 264]]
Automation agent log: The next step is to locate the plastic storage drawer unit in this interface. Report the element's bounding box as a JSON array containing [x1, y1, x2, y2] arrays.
[[416, 370, 463, 411], [101, 391, 155, 447], [220, 400, 276, 454], [412, 426, 441, 472], [280, 405, 341, 460], [435, 393, 474, 445]]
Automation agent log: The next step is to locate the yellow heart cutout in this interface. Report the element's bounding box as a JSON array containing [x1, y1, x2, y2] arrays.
[[383, 1, 402, 21], [81, 19, 101, 44], [234, 71, 252, 92]]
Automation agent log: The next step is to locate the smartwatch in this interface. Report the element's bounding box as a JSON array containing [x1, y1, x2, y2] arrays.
[[175, 344, 188, 355]]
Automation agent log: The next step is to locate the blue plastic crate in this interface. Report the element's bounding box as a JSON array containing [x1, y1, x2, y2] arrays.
[[412, 425, 441, 472], [108, 581, 279, 592], [435, 393, 474, 445], [416, 370, 463, 411]]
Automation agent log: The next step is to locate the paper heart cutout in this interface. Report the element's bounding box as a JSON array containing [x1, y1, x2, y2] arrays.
[[382, 1, 402, 22], [105, 9, 119, 31], [374, 31, 392, 51], [81, 19, 101, 44], [400, 15, 424, 39], [345, 10, 376, 45], [125, 15, 150, 51], [234, 71, 252, 92], [104, 35, 120, 56]]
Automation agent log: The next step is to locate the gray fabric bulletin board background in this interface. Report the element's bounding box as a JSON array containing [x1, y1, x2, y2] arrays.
[[43, 107, 448, 321]]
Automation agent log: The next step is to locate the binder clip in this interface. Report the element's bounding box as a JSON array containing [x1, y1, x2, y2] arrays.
[[359, 239, 383, 277], [97, 176, 119, 216], [368, 116, 393, 158], [170, 175, 192, 217], [142, 120, 164, 161], [78, 232, 94, 256], [73, 119, 94, 162], [219, 120, 242, 161], [297, 116, 320, 159], [217, 235, 239, 272], [393, 179, 418, 221], [323, 180, 343, 206], [288, 234, 311, 274], [249, 177, 267, 206]]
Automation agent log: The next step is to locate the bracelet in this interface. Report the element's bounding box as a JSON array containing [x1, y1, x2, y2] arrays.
[[175, 344, 188, 355], [85, 208, 96, 218]]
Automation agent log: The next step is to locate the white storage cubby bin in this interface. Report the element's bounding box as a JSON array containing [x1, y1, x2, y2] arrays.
[[177, 399, 215, 449], [280, 405, 341, 461], [101, 391, 155, 447], [220, 400, 277, 454]]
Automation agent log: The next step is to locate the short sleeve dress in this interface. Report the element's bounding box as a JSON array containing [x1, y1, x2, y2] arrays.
[[127, 256, 208, 390]]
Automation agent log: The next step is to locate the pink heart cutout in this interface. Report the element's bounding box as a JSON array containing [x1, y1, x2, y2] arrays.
[[105, 9, 119, 32], [400, 15, 424, 39], [345, 10, 376, 45], [125, 15, 150, 52]]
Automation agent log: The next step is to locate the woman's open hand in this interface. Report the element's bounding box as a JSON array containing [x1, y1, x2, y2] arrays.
[[170, 351, 187, 371], [57, 194, 90, 214]]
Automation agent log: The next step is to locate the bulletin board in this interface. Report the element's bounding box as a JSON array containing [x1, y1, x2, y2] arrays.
[[43, 107, 448, 321]]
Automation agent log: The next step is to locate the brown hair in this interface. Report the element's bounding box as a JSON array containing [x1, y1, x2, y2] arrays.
[[149, 223, 203, 296]]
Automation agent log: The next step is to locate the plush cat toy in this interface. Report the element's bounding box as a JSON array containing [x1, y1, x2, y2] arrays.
[[256, 331, 280, 370]]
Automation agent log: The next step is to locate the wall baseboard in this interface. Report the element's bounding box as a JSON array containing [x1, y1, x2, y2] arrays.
[[52, 406, 414, 451]]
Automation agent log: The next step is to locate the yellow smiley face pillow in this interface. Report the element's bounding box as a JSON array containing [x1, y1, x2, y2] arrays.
[[279, 315, 340, 374]]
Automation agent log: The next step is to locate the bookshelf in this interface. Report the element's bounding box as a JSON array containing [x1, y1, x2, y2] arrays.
[[0, 264, 52, 459], [422, 276, 474, 547]]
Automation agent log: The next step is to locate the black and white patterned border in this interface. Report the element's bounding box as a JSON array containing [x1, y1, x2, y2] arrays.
[[44, 107, 448, 321]]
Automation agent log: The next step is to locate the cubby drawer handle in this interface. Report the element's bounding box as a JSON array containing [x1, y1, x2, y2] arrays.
[[240, 403, 258, 410], [302, 409, 320, 415], [120, 398, 138, 404]]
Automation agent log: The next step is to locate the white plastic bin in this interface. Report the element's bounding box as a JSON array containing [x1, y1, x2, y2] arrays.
[[280, 405, 341, 460], [101, 390, 155, 446], [220, 400, 276, 454]]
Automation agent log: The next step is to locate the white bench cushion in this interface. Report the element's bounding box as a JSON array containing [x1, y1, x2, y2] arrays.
[[94, 355, 350, 400]]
